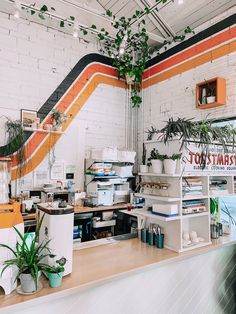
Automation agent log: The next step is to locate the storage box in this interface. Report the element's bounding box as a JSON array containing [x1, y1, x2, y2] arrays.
[[102, 211, 114, 221], [118, 151, 136, 163], [152, 204, 178, 215], [91, 147, 118, 161], [112, 165, 133, 178]]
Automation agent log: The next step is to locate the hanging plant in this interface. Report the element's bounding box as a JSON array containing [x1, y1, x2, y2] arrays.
[[5, 118, 26, 175], [146, 117, 236, 168], [18, 1, 194, 107]]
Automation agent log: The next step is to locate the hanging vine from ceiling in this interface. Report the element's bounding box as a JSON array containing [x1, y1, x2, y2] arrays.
[[18, 0, 194, 107]]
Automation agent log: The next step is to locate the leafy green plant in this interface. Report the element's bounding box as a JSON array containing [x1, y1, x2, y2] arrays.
[[146, 126, 159, 141], [51, 109, 67, 126], [0, 214, 51, 289], [163, 153, 182, 160], [5, 118, 25, 175], [20, 1, 194, 108], [45, 257, 66, 274], [147, 148, 165, 166], [147, 117, 236, 168]]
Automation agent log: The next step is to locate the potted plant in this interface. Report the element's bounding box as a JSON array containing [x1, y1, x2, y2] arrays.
[[205, 81, 216, 104], [50, 109, 67, 131], [0, 215, 51, 294], [147, 148, 164, 174], [163, 153, 181, 175], [140, 143, 148, 173], [46, 257, 66, 288]]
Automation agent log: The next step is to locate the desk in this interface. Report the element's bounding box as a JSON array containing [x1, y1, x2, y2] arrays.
[[22, 203, 130, 221]]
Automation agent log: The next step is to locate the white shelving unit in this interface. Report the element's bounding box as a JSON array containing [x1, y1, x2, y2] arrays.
[[85, 158, 134, 206], [135, 139, 236, 253]]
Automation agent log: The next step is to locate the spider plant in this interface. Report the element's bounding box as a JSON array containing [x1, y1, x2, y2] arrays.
[[0, 214, 52, 291]]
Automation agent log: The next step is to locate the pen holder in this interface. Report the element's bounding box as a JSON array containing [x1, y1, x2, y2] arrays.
[[211, 224, 219, 239], [148, 231, 155, 246], [156, 234, 164, 249], [141, 228, 148, 243], [218, 223, 223, 236]]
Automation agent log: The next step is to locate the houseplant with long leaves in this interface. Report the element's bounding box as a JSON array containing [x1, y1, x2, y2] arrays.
[[0, 214, 52, 293]]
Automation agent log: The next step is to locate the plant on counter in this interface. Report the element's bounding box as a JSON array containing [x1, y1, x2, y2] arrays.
[[140, 143, 148, 173], [147, 148, 165, 174], [0, 214, 51, 294], [50, 109, 68, 131], [163, 153, 182, 175], [45, 257, 67, 288]]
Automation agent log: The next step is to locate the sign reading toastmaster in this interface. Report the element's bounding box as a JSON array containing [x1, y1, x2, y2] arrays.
[[183, 143, 236, 173]]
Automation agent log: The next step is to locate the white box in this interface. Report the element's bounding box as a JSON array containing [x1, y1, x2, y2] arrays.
[[91, 147, 118, 161], [113, 165, 133, 178], [118, 151, 136, 163], [152, 204, 178, 215]]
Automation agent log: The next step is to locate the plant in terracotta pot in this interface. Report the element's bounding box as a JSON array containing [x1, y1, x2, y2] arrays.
[[0, 214, 51, 294], [46, 257, 66, 288], [163, 153, 182, 175], [147, 148, 165, 174], [50, 109, 67, 131]]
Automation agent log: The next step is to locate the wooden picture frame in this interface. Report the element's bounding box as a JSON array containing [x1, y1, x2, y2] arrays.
[[21, 109, 38, 129]]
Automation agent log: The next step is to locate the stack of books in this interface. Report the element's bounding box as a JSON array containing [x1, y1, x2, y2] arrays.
[[182, 200, 206, 215], [182, 178, 203, 198], [210, 179, 228, 195]]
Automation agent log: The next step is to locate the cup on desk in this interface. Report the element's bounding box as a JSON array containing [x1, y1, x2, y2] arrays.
[[156, 234, 164, 249], [141, 228, 148, 243]]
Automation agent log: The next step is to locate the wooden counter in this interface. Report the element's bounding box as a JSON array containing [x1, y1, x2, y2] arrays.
[[22, 203, 130, 221], [0, 231, 236, 312]]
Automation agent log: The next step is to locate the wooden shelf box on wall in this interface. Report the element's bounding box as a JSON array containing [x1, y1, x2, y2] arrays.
[[196, 77, 226, 109]]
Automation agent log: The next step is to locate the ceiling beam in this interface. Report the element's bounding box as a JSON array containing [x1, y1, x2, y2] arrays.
[[95, 0, 165, 43], [134, 0, 176, 37]]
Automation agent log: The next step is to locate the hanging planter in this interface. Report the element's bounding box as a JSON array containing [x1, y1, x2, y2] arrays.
[[125, 73, 136, 85]]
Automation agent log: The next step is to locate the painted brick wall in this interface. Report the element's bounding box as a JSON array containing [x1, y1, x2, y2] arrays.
[[0, 11, 126, 151], [140, 8, 236, 142], [142, 49, 236, 133]]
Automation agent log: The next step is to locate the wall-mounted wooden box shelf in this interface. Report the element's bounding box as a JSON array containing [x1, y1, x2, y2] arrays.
[[196, 77, 226, 109]]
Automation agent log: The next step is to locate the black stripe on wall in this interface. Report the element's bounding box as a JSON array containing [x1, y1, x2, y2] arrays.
[[147, 13, 236, 68], [0, 53, 111, 156]]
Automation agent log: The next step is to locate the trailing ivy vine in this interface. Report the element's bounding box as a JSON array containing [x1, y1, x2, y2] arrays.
[[19, 1, 194, 107]]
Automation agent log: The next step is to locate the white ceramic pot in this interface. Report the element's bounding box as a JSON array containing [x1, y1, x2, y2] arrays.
[[164, 159, 176, 175], [206, 96, 216, 104], [139, 165, 148, 173], [151, 159, 163, 174], [20, 273, 38, 293]]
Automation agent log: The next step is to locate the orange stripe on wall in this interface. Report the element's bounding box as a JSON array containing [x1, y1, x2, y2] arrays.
[[143, 39, 236, 89], [143, 25, 236, 80], [11, 31, 236, 179], [12, 75, 125, 180], [11, 64, 118, 168]]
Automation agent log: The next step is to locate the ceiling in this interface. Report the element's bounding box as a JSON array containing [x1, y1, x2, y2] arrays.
[[1, 0, 236, 45]]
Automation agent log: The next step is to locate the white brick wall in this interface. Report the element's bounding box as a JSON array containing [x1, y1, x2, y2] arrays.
[[141, 50, 236, 139], [0, 11, 127, 153]]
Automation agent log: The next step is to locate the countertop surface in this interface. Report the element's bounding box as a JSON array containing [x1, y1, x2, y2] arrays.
[[0, 232, 236, 311], [22, 203, 130, 220]]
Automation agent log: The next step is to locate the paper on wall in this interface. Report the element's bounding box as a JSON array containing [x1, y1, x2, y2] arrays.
[[50, 162, 64, 180], [34, 170, 49, 187]]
